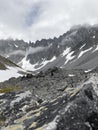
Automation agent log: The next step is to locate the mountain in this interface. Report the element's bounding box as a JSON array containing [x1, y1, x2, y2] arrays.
[[1, 25, 98, 130], [0, 39, 29, 63], [1, 25, 98, 73], [0, 55, 27, 82]]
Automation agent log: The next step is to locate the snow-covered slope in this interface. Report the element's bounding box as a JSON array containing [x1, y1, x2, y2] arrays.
[[0, 67, 22, 82], [1, 25, 98, 73], [17, 25, 98, 72], [0, 55, 26, 82], [18, 44, 98, 73]]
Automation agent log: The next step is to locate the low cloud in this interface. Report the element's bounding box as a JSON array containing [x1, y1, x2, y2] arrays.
[[8, 50, 25, 56], [26, 46, 49, 56], [8, 46, 48, 57], [0, 0, 98, 42]]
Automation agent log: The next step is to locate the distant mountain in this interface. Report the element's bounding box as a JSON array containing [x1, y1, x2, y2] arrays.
[[0, 55, 27, 82], [1, 25, 98, 73]]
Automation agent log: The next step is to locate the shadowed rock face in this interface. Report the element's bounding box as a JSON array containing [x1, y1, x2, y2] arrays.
[[57, 84, 98, 130], [0, 68, 98, 130]]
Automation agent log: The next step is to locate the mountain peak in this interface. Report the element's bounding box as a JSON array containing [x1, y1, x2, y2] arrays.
[[0, 25, 98, 73]]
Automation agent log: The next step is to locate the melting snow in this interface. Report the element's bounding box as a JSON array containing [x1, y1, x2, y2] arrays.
[[79, 44, 86, 50], [78, 47, 92, 59], [64, 51, 75, 64], [92, 45, 98, 52], [34, 56, 57, 70], [0, 66, 22, 82], [14, 44, 18, 48], [68, 74, 75, 77], [20, 56, 36, 70], [85, 69, 93, 73], [93, 35, 96, 39], [21, 56, 56, 71], [61, 47, 71, 57]]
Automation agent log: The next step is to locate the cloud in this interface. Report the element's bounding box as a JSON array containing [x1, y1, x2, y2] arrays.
[[0, 0, 98, 42], [8, 50, 25, 57], [27, 46, 49, 56]]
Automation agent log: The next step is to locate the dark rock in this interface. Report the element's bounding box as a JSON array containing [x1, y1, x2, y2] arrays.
[[84, 87, 94, 100], [26, 74, 33, 78], [37, 98, 43, 104], [86, 112, 98, 130]]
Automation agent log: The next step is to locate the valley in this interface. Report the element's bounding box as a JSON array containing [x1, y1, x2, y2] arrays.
[[0, 25, 98, 130]]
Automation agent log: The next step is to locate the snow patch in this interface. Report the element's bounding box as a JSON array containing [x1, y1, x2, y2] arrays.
[[85, 69, 93, 73], [68, 74, 75, 77], [21, 56, 56, 71], [20, 56, 34, 70], [0, 66, 22, 82], [14, 44, 18, 48], [64, 51, 75, 64], [79, 44, 86, 50], [92, 45, 98, 52], [93, 35, 96, 39], [61, 47, 71, 57], [35, 56, 57, 70], [78, 47, 92, 59]]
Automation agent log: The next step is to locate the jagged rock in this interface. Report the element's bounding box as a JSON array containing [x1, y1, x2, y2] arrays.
[[26, 74, 33, 79], [0, 69, 98, 130], [57, 83, 98, 130]]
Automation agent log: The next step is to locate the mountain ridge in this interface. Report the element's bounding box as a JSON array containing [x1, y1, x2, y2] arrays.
[[1, 25, 98, 73], [1, 24, 98, 130]]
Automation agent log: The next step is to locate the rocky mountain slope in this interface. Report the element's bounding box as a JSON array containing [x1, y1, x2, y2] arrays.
[[0, 25, 98, 73], [1, 25, 98, 130], [0, 68, 98, 130]]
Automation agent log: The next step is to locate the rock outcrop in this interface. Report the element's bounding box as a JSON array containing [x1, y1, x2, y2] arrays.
[[0, 69, 98, 130]]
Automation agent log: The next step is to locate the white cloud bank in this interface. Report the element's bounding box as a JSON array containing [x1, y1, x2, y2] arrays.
[[0, 0, 98, 42]]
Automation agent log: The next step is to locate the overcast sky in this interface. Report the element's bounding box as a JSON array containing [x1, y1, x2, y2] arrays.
[[0, 0, 98, 42]]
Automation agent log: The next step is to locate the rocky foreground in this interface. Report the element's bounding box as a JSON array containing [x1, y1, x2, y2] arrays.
[[0, 68, 98, 130]]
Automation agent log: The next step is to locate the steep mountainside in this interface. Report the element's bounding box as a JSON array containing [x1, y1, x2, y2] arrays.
[[0, 25, 98, 73], [0, 39, 28, 63], [1, 25, 98, 130], [0, 55, 27, 82]]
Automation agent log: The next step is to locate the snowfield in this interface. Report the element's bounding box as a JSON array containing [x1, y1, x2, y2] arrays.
[[0, 66, 23, 82]]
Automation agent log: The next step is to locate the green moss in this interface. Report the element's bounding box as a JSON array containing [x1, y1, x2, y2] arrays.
[[65, 87, 81, 97], [0, 86, 21, 93], [0, 100, 3, 104], [70, 88, 80, 97], [0, 55, 21, 70], [0, 114, 6, 126], [0, 62, 7, 70]]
